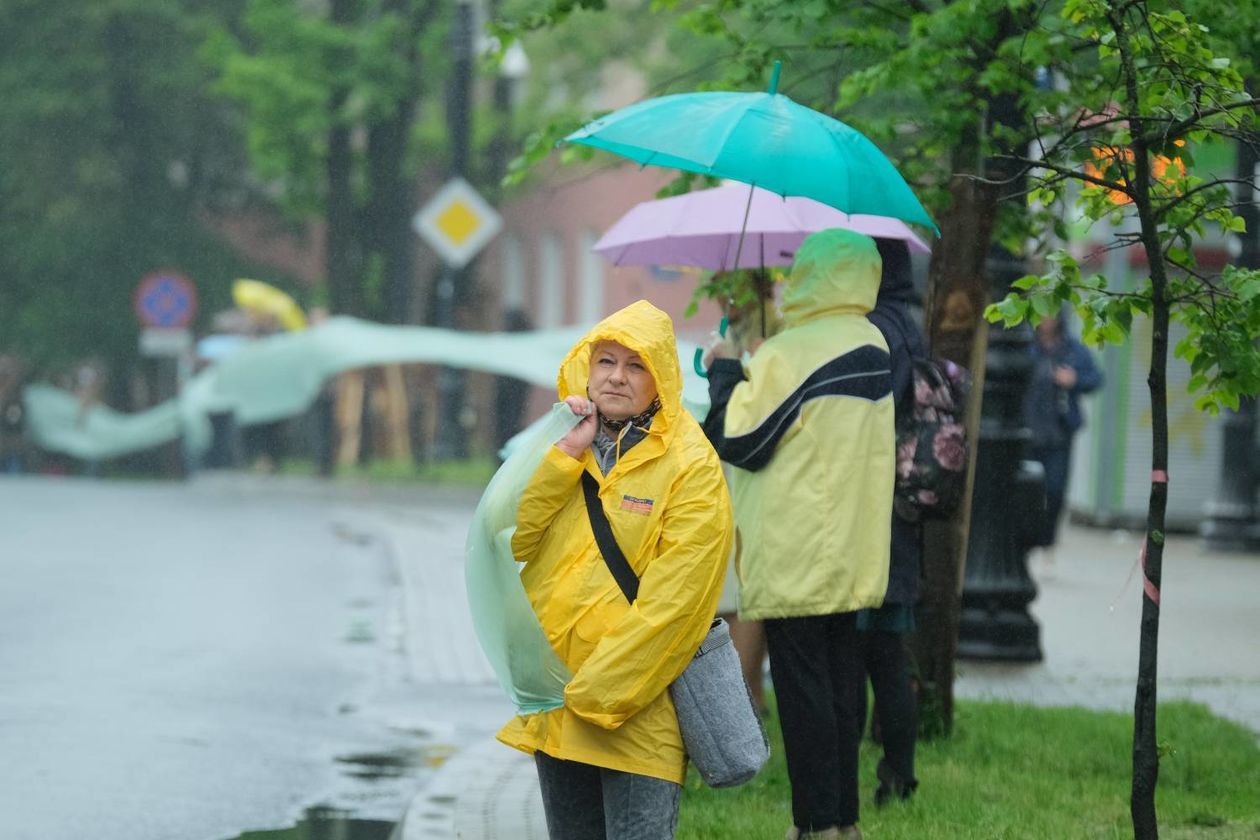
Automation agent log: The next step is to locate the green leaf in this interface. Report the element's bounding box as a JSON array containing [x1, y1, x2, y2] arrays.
[[1032, 293, 1059, 318]]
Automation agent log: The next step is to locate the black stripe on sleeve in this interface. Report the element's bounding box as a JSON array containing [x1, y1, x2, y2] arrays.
[[711, 344, 891, 472], [702, 358, 746, 452]]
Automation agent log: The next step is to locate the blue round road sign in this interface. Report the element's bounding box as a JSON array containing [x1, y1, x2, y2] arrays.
[[134, 270, 198, 328]]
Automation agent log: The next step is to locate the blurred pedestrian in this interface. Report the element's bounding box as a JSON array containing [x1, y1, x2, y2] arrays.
[[703, 229, 895, 840], [713, 273, 785, 718], [305, 307, 338, 478], [493, 307, 534, 462], [242, 312, 286, 473], [73, 359, 106, 478], [861, 239, 924, 806], [498, 300, 733, 840], [1024, 310, 1103, 555], [0, 357, 27, 475]]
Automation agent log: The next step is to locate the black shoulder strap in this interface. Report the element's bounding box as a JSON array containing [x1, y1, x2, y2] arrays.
[[869, 307, 924, 427], [580, 471, 640, 604]]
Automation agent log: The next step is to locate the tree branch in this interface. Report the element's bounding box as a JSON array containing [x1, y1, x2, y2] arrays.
[[859, 0, 916, 22], [1155, 179, 1259, 220], [1144, 97, 1260, 147], [987, 153, 1134, 197]]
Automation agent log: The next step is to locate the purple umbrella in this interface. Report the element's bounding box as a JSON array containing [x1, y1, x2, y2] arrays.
[[594, 183, 930, 270]]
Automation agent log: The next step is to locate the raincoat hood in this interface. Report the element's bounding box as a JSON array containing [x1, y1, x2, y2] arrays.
[[557, 300, 682, 437], [781, 228, 882, 326], [875, 238, 919, 306]]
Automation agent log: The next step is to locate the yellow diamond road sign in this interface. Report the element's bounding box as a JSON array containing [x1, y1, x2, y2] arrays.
[[413, 177, 503, 268]]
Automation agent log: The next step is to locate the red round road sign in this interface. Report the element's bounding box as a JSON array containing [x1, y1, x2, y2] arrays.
[[134, 270, 198, 329]]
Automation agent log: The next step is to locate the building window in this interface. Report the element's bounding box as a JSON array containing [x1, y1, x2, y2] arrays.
[[579, 229, 605, 326], [500, 234, 525, 310], [539, 231, 564, 328]]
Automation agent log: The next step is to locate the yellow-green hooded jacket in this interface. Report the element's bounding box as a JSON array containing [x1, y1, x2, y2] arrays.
[[703, 229, 894, 620], [497, 300, 734, 784]]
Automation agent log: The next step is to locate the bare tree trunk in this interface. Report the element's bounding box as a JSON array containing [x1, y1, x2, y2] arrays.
[[363, 0, 439, 325], [1130, 220, 1168, 840], [326, 0, 361, 317], [913, 142, 1001, 735], [366, 105, 416, 323], [1111, 9, 1169, 837], [926, 178, 999, 365]]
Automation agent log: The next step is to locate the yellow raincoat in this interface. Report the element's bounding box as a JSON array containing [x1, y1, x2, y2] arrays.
[[497, 300, 733, 784], [703, 228, 894, 620]]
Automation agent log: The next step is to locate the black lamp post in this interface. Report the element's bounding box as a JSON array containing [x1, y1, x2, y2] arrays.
[[433, 0, 474, 461], [956, 249, 1044, 662], [955, 83, 1045, 662]]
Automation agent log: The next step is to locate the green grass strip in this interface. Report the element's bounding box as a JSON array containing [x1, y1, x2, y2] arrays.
[[679, 699, 1260, 839]]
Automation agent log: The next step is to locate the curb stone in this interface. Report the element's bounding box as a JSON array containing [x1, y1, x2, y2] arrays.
[[400, 739, 548, 840]]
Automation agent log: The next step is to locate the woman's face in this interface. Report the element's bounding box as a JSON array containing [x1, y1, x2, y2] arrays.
[[587, 341, 658, 422]]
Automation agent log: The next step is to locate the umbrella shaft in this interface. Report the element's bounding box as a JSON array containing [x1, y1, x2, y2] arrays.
[[730, 182, 756, 270]]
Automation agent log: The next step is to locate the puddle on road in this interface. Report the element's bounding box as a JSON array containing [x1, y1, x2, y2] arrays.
[[227, 805, 396, 840], [343, 619, 376, 643], [336, 748, 413, 780], [225, 732, 454, 838], [336, 743, 457, 779]]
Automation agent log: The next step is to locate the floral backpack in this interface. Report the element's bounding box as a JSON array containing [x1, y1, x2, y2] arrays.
[[893, 356, 971, 522]]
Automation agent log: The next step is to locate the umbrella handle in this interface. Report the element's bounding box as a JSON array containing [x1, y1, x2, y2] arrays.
[[693, 317, 729, 379]]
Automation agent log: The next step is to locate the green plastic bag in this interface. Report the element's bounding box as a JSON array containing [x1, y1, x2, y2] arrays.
[[465, 402, 581, 715]]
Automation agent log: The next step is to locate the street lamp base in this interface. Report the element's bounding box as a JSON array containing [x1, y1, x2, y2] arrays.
[[956, 605, 1043, 662]]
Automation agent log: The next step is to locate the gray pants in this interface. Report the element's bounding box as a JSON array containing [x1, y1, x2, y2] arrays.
[[534, 751, 681, 840]]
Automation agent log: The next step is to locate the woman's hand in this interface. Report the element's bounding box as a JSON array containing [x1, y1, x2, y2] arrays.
[[1053, 365, 1078, 389], [555, 396, 597, 459], [701, 333, 740, 370]]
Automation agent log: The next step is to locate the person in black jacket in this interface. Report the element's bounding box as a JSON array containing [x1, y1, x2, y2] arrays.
[[861, 239, 923, 805]]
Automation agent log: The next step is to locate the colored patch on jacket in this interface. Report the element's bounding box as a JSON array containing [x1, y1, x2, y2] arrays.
[[620, 494, 654, 515]]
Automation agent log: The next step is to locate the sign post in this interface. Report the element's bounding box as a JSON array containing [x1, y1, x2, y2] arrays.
[[134, 270, 199, 330], [134, 269, 198, 477], [412, 177, 503, 270], [413, 174, 503, 459]]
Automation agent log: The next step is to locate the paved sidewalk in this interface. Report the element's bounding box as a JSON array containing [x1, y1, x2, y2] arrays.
[[369, 498, 1260, 839], [956, 522, 1260, 732], [337, 502, 551, 840], [399, 740, 548, 840]]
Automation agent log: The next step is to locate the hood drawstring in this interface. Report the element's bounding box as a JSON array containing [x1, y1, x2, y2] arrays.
[[591, 397, 661, 475], [598, 396, 662, 434]]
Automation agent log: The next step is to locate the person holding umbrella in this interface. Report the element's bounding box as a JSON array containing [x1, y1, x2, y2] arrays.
[[702, 228, 894, 840]]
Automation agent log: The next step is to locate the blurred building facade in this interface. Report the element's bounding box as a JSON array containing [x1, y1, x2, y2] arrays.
[[1067, 232, 1235, 532]]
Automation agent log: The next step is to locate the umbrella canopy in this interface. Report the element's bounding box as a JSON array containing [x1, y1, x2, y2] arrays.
[[594, 183, 930, 270], [232, 278, 307, 331], [566, 62, 937, 233]]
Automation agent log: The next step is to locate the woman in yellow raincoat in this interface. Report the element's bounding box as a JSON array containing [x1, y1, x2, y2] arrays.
[[498, 300, 733, 839]]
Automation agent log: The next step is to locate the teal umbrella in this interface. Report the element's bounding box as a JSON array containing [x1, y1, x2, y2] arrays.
[[566, 61, 937, 234]]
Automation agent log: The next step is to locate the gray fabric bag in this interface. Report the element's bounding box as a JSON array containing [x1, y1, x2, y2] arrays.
[[581, 473, 769, 788]]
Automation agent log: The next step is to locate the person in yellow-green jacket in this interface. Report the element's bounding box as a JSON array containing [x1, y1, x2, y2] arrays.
[[702, 228, 895, 840], [498, 299, 734, 840]]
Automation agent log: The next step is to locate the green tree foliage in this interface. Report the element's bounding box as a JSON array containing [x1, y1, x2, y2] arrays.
[[204, 0, 446, 322], [494, 0, 727, 189], [978, 3, 1258, 832], [0, 0, 265, 374]]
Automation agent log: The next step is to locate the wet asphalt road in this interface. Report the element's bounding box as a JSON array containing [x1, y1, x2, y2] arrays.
[[0, 474, 477, 840]]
